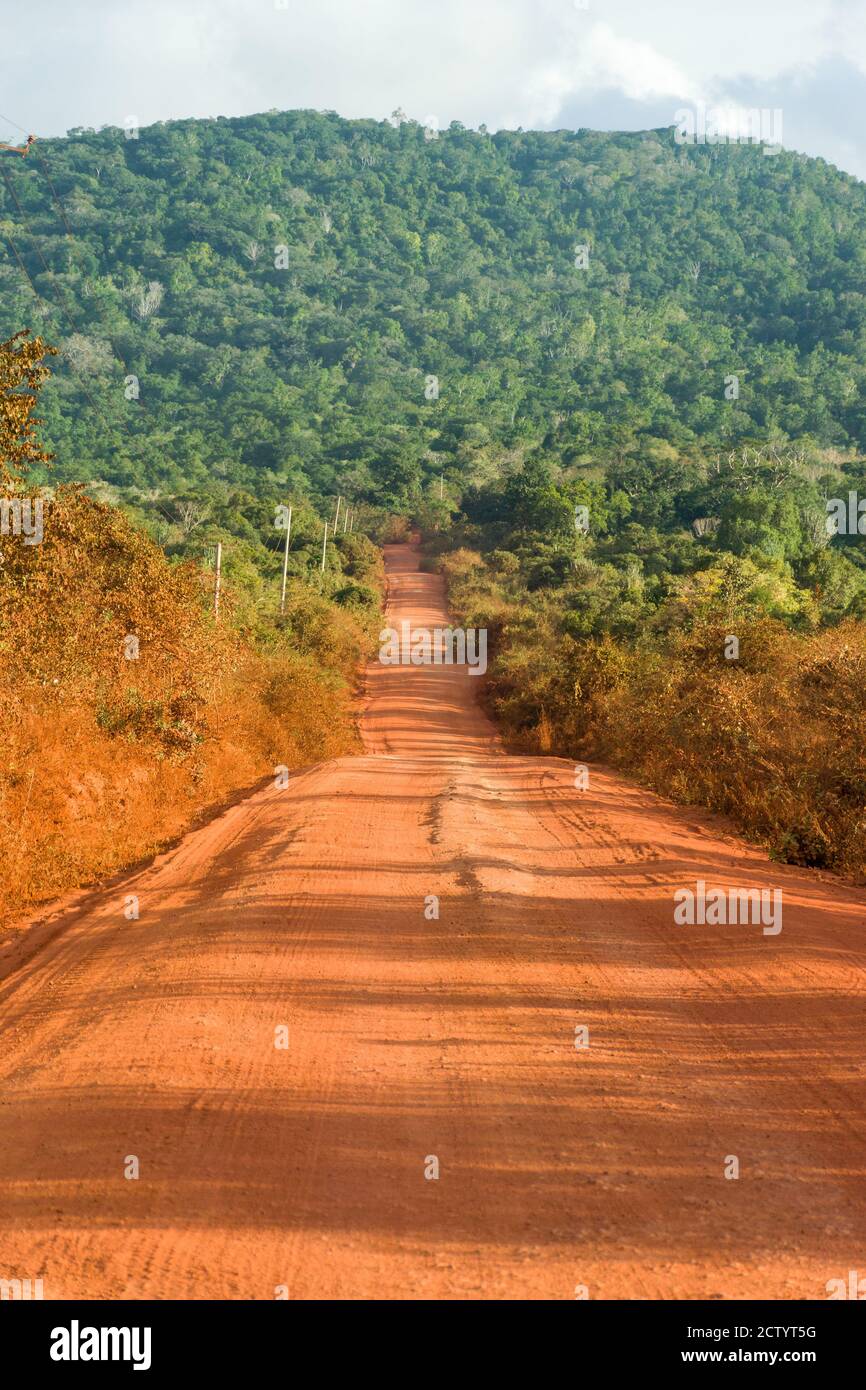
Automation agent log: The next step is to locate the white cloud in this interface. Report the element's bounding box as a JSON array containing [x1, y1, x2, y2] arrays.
[[524, 21, 703, 128], [832, 0, 866, 77]]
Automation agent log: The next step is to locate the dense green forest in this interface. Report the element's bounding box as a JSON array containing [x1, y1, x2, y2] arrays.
[[3, 110, 866, 513]]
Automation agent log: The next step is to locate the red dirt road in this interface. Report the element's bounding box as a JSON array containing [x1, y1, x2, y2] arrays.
[[0, 543, 864, 1300]]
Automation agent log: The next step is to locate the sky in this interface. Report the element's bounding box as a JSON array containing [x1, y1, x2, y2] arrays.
[[3, 0, 866, 179]]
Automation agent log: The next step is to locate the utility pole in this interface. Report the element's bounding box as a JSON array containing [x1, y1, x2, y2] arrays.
[[214, 541, 222, 620], [342, 505, 349, 535], [333, 495, 342, 532], [349, 511, 355, 533], [320, 520, 328, 573], [279, 503, 293, 615], [439, 474, 444, 500]]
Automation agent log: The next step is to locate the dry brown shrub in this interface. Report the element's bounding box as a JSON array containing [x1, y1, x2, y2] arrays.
[[0, 487, 364, 921]]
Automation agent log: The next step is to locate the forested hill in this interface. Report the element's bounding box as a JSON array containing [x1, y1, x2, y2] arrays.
[[2, 108, 866, 508]]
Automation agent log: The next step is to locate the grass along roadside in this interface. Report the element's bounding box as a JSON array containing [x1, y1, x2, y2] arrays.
[[435, 543, 866, 879]]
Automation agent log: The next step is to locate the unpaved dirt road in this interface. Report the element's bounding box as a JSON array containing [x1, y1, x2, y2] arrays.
[[1, 543, 864, 1300]]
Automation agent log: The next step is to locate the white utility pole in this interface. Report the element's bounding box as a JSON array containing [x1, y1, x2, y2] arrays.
[[333, 495, 342, 532], [320, 520, 328, 573], [214, 542, 222, 619], [279, 503, 293, 615], [439, 474, 444, 500]]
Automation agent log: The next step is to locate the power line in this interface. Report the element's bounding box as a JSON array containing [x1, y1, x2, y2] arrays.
[[0, 109, 30, 137], [33, 146, 76, 240]]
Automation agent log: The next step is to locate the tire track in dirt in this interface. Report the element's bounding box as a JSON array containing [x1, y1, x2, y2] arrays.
[[0, 543, 863, 1299]]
